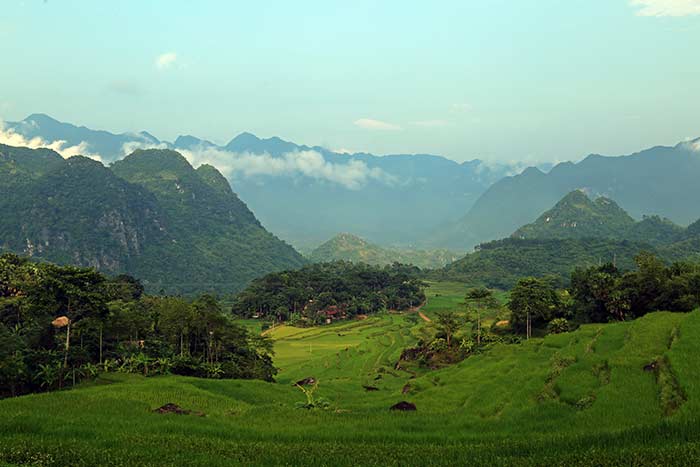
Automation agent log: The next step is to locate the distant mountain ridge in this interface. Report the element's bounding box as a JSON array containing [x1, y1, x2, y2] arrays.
[[435, 138, 700, 250], [309, 233, 461, 269], [2, 114, 533, 248], [0, 143, 305, 294]]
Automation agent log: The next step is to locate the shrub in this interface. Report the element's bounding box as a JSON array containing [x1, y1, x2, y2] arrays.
[[548, 318, 570, 334]]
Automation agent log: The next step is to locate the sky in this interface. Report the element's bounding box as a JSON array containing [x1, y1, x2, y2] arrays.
[[1, 0, 699, 163]]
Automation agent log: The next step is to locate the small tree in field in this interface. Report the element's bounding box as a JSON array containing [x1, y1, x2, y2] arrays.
[[435, 310, 460, 347], [465, 287, 498, 346], [508, 277, 561, 339]]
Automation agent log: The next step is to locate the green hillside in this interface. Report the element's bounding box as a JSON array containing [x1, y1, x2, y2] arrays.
[[0, 145, 306, 295], [1, 295, 699, 465], [512, 190, 635, 240], [438, 237, 653, 289], [437, 191, 700, 289], [309, 233, 461, 269], [513, 190, 686, 245]]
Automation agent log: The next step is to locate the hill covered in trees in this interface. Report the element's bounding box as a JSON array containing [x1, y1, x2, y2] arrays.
[[0, 144, 305, 294], [309, 233, 460, 269], [513, 190, 686, 245], [437, 191, 700, 289], [438, 237, 652, 289], [232, 262, 425, 324]]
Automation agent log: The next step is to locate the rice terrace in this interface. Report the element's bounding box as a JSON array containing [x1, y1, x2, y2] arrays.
[[3, 1, 700, 465], [1, 280, 700, 466]]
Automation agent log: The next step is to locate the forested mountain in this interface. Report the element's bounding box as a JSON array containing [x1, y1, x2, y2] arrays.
[[512, 190, 686, 245], [0, 144, 305, 294], [308, 233, 461, 269], [3, 114, 533, 248], [438, 237, 652, 289], [438, 191, 700, 288], [435, 139, 700, 250]]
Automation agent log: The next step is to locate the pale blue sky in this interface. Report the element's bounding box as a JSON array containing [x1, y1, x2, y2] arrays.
[[1, 0, 699, 162]]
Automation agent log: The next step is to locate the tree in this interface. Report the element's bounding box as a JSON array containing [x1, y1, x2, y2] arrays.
[[435, 310, 460, 347], [508, 277, 561, 338], [157, 297, 194, 357], [465, 287, 498, 346]]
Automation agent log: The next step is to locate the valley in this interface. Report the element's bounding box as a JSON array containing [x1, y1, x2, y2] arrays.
[[1, 281, 699, 465], [3, 4, 700, 464]]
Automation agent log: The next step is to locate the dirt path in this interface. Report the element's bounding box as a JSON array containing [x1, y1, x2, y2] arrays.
[[261, 324, 281, 336], [418, 311, 431, 323]]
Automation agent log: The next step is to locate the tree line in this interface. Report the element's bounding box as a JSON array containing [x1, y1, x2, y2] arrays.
[[0, 254, 275, 398], [507, 252, 700, 336], [231, 261, 426, 324]]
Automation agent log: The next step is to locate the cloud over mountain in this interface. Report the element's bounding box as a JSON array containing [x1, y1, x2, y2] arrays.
[[180, 146, 397, 190], [0, 120, 102, 161]]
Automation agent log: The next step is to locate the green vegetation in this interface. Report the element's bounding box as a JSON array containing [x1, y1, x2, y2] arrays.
[[513, 190, 688, 246], [232, 261, 425, 324], [309, 233, 461, 269], [438, 190, 700, 290], [438, 237, 650, 289], [570, 252, 700, 322], [1, 279, 699, 465], [0, 145, 305, 295], [0, 254, 275, 398]]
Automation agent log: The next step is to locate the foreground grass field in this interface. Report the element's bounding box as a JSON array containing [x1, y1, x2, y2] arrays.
[[1, 284, 699, 466]]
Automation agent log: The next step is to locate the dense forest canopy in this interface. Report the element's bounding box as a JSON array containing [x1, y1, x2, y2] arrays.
[[0, 254, 275, 398], [232, 261, 426, 324]]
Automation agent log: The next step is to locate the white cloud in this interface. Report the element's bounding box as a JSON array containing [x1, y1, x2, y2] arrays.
[[353, 118, 402, 131], [332, 148, 358, 155], [155, 52, 177, 70], [0, 121, 103, 162], [630, 0, 700, 16], [411, 120, 450, 128], [179, 145, 397, 190], [121, 140, 169, 155]]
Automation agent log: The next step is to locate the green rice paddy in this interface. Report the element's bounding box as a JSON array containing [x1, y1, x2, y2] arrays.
[[1, 282, 699, 466]]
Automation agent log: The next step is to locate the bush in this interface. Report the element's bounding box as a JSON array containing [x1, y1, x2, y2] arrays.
[[548, 318, 570, 334]]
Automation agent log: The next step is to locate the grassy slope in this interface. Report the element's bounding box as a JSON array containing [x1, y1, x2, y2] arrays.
[[1, 284, 700, 466]]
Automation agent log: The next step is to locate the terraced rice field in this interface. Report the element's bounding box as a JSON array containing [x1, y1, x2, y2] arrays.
[[1, 283, 699, 466]]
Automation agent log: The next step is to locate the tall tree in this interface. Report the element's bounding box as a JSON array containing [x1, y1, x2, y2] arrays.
[[465, 287, 498, 345], [508, 277, 561, 338], [435, 310, 460, 347]]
